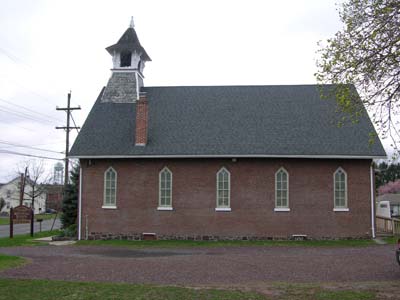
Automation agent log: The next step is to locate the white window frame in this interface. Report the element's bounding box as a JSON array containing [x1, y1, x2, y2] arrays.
[[274, 167, 290, 212], [103, 167, 117, 209], [216, 167, 231, 211], [333, 167, 349, 212], [158, 167, 173, 211]]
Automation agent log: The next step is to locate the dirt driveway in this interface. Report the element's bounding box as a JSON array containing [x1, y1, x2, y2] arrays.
[[0, 244, 399, 285]]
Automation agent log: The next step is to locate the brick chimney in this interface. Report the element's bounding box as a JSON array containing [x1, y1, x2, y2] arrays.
[[135, 93, 148, 146]]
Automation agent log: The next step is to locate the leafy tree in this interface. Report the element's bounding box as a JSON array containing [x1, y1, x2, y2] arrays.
[[61, 164, 79, 229], [378, 179, 400, 194], [316, 0, 400, 147], [375, 161, 400, 187]]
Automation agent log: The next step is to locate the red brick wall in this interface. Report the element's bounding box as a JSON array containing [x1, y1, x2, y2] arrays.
[[135, 95, 148, 145], [79, 158, 373, 240], [44, 185, 63, 211]]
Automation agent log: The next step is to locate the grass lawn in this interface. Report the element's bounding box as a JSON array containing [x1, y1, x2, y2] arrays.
[[0, 279, 264, 300], [0, 213, 58, 225], [0, 279, 390, 300], [272, 283, 376, 300], [0, 230, 61, 247], [382, 236, 399, 244], [76, 238, 381, 248], [0, 254, 26, 271]]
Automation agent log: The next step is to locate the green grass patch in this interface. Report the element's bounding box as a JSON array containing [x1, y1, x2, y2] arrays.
[[382, 236, 399, 244], [273, 283, 376, 300], [0, 214, 58, 226], [0, 230, 61, 247], [0, 279, 384, 300], [34, 213, 58, 221], [315, 290, 375, 300], [76, 238, 376, 248], [0, 279, 265, 300], [0, 254, 26, 271]]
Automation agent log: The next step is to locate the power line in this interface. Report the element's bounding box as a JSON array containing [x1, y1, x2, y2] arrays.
[[0, 47, 33, 69], [0, 140, 63, 154], [0, 75, 58, 106], [0, 140, 65, 149], [0, 107, 49, 124], [0, 150, 63, 161], [0, 105, 53, 123], [0, 121, 37, 132], [0, 47, 63, 105], [0, 106, 54, 125], [0, 97, 63, 123]]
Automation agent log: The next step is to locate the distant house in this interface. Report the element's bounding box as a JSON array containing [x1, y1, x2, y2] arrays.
[[377, 194, 400, 217], [70, 21, 386, 240], [0, 177, 46, 214]]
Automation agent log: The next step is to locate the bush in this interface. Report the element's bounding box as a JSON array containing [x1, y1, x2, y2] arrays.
[[64, 224, 77, 238]]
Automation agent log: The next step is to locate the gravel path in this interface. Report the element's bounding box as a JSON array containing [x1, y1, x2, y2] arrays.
[[0, 244, 399, 285]]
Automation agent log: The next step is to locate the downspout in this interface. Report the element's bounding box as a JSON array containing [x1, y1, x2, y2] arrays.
[[78, 166, 82, 240], [370, 164, 376, 239]]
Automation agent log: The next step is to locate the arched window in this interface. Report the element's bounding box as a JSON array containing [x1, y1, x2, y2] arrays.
[[216, 167, 230, 210], [158, 167, 172, 210], [334, 167, 347, 209], [120, 52, 132, 67], [103, 167, 117, 208], [275, 167, 289, 210]]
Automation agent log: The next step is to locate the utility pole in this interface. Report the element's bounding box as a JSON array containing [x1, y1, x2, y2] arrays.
[[56, 92, 80, 187], [19, 167, 27, 206]]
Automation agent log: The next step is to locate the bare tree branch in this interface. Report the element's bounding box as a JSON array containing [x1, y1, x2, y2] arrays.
[[316, 0, 400, 152]]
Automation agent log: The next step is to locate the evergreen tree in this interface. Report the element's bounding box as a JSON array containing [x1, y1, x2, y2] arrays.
[[61, 164, 79, 229]]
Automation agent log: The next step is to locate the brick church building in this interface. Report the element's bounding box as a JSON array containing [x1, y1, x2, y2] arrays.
[[70, 20, 386, 240]]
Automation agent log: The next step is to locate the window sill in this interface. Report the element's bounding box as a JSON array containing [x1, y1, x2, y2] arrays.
[[157, 206, 173, 211], [333, 208, 349, 212], [274, 208, 290, 212], [102, 205, 117, 209], [215, 207, 231, 212]]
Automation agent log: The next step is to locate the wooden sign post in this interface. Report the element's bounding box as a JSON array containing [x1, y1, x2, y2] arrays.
[[9, 208, 13, 238], [9, 205, 34, 238]]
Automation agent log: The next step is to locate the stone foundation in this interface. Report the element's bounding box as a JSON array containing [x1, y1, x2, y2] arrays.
[[87, 232, 371, 241]]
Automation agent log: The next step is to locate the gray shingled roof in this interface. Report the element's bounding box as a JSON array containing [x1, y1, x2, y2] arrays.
[[377, 194, 400, 205], [106, 27, 151, 61], [69, 85, 386, 158]]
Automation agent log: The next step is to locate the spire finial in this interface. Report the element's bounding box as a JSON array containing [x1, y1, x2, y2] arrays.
[[129, 16, 135, 28]]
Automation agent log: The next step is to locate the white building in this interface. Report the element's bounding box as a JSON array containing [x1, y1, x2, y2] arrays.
[[0, 177, 46, 215]]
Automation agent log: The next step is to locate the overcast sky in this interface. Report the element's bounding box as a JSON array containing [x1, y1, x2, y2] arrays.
[[0, 0, 390, 182]]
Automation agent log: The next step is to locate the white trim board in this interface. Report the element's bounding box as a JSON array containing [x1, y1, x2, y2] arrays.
[[370, 164, 376, 238], [78, 167, 82, 240], [71, 154, 386, 159]]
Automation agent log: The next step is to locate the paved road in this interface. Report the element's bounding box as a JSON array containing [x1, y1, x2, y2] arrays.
[[0, 218, 61, 237], [0, 244, 399, 285]]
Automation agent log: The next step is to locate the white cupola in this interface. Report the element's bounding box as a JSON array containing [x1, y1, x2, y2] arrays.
[[105, 17, 151, 74]]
